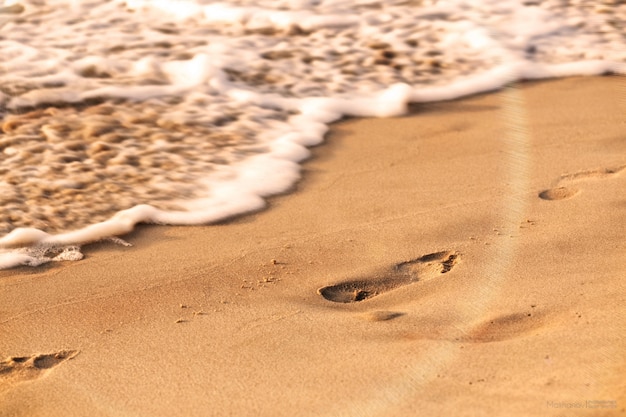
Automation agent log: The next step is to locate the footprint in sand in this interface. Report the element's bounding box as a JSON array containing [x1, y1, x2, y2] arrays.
[[539, 165, 625, 201], [361, 311, 405, 322], [318, 251, 459, 303], [461, 312, 545, 343], [538, 186, 579, 201], [0, 350, 79, 390]]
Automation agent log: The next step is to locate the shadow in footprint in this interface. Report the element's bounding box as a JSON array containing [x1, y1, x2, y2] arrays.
[[318, 251, 459, 303], [0, 350, 79, 390]]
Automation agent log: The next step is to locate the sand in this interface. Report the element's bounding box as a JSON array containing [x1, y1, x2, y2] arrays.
[[1, 76, 625, 417]]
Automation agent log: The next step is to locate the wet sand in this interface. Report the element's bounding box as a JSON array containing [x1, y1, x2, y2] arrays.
[[1, 76, 625, 417]]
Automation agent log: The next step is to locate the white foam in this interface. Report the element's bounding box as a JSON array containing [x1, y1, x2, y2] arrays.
[[1, 0, 625, 269]]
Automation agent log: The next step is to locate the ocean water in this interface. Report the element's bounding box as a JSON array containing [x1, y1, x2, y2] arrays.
[[0, 0, 625, 268]]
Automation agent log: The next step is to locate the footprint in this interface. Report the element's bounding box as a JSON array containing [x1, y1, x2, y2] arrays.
[[539, 165, 625, 201], [361, 311, 405, 322], [461, 312, 544, 343], [0, 350, 79, 390], [560, 166, 625, 182], [538, 186, 579, 201], [318, 251, 459, 303]]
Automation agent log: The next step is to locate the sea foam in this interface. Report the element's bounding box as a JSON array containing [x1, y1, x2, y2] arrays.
[[1, 0, 625, 268]]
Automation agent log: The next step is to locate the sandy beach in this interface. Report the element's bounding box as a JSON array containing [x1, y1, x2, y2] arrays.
[[1, 76, 625, 416]]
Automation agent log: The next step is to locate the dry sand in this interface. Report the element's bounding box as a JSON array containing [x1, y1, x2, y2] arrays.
[[1, 76, 625, 417]]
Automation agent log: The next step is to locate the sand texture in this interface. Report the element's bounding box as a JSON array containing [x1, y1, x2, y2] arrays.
[[1, 76, 625, 416]]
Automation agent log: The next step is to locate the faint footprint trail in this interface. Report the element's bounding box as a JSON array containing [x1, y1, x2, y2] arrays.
[[539, 165, 625, 201], [0, 350, 79, 391], [318, 251, 459, 303]]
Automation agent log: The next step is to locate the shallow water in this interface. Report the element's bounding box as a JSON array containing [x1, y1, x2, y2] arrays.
[[1, 0, 625, 268]]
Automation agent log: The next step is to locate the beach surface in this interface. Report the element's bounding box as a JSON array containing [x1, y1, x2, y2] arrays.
[[1, 76, 625, 417]]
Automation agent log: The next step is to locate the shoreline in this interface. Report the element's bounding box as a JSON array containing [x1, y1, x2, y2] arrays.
[[1, 76, 625, 416]]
